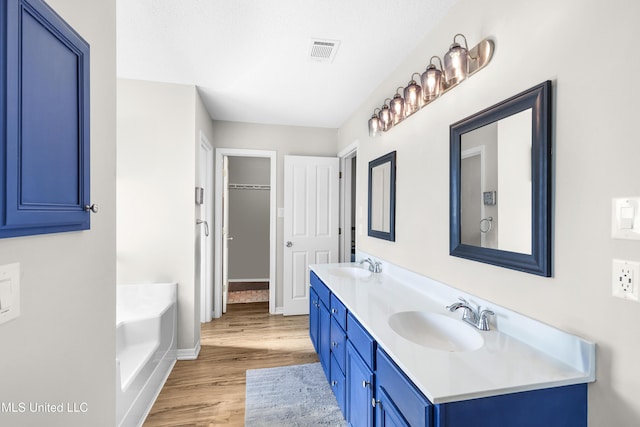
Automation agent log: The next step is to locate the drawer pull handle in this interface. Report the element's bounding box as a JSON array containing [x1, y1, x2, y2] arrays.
[[362, 380, 370, 388]]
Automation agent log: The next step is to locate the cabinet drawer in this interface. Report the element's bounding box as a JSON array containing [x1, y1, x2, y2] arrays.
[[330, 317, 346, 374], [376, 348, 432, 427], [330, 293, 347, 330], [310, 271, 331, 308], [347, 312, 376, 370], [330, 354, 346, 417]]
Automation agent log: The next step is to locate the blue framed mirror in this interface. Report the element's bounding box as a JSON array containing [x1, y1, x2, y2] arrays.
[[450, 81, 552, 276], [368, 151, 396, 241]]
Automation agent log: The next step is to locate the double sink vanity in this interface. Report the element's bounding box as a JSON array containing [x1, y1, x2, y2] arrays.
[[309, 258, 595, 427]]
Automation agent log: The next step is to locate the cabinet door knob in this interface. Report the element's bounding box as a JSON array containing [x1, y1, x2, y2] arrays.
[[362, 380, 370, 388], [332, 342, 338, 347], [331, 380, 338, 387], [84, 204, 98, 213], [331, 308, 338, 314], [371, 398, 380, 408]]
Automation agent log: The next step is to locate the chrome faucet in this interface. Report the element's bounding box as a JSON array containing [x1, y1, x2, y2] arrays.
[[359, 258, 382, 273], [446, 297, 494, 331]]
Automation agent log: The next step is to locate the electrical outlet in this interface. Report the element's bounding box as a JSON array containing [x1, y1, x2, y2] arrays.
[[612, 259, 640, 301]]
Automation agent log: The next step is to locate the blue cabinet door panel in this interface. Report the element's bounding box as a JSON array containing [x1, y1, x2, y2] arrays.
[[376, 387, 410, 427], [2, 0, 90, 237], [347, 312, 376, 370], [346, 341, 374, 427], [376, 348, 432, 427], [330, 316, 347, 374], [330, 353, 347, 416], [319, 300, 331, 381], [434, 383, 587, 427], [309, 287, 319, 353]]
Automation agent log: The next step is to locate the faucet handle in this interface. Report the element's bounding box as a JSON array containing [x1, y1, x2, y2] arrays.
[[478, 309, 495, 331]]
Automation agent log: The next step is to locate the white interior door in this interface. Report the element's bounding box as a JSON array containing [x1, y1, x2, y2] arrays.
[[222, 155, 230, 314], [283, 155, 339, 315]]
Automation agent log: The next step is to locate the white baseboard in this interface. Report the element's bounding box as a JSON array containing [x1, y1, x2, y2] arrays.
[[274, 306, 284, 315], [228, 278, 269, 283], [177, 340, 201, 360]]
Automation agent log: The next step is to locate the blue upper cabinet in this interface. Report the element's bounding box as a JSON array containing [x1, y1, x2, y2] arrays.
[[1, 0, 91, 238]]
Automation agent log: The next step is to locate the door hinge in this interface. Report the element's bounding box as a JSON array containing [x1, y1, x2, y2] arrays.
[[339, 171, 342, 179], [339, 227, 342, 235]]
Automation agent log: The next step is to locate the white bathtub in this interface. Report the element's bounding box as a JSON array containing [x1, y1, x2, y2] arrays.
[[116, 283, 177, 427]]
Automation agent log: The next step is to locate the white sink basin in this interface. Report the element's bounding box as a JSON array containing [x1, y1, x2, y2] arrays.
[[328, 267, 371, 279], [388, 311, 484, 352]]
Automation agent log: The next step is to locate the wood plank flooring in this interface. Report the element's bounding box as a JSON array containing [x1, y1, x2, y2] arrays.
[[143, 302, 317, 427]]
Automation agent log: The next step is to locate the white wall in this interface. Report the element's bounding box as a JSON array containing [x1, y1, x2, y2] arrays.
[[0, 1, 117, 426], [211, 121, 338, 308], [338, 0, 640, 424], [117, 79, 211, 353]]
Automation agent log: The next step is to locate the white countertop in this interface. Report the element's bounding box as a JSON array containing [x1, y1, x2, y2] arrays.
[[310, 262, 595, 404]]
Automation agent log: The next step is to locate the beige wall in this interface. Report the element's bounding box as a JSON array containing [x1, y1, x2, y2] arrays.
[[338, 0, 640, 424], [0, 1, 117, 426], [117, 79, 211, 353], [211, 121, 338, 308]]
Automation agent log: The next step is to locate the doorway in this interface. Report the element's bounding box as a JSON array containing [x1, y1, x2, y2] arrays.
[[214, 149, 277, 318], [226, 157, 271, 306], [339, 142, 358, 263]]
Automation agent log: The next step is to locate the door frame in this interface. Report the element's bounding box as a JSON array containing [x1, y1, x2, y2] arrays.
[[214, 148, 277, 317], [338, 141, 358, 263], [199, 132, 214, 322]]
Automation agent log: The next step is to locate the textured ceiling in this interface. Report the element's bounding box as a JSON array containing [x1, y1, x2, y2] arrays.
[[116, 0, 458, 129]]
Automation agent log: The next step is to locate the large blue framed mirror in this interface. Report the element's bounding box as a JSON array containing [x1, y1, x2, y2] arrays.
[[450, 81, 552, 276], [368, 151, 396, 241]]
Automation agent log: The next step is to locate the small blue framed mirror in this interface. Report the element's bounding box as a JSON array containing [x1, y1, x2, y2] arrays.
[[368, 151, 396, 241]]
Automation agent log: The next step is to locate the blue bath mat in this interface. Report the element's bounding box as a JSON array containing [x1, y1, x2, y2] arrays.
[[245, 362, 347, 426]]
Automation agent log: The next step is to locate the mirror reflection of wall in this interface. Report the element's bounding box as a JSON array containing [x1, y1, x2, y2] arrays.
[[460, 108, 532, 254]]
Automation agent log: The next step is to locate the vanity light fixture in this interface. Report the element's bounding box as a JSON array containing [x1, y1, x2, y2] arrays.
[[390, 88, 405, 125], [403, 74, 422, 117], [378, 99, 393, 131], [444, 33, 470, 86], [422, 56, 444, 102], [367, 34, 493, 137], [368, 108, 383, 137]]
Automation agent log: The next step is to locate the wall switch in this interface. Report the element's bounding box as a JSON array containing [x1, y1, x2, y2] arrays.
[[0, 263, 20, 325], [612, 259, 640, 301], [612, 198, 640, 240]]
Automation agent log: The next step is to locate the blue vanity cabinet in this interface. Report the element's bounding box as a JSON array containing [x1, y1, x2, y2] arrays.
[[433, 383, 587, 427], [330, 293, 348, 414], [1, 0, 92, 238], [330, 344, 347, 415], [346, 312, 376, 427], [309, 286, 319, 353], [375, 348, 432, 427], [346, 341, 374, 427], [310, 272, 331, 381]]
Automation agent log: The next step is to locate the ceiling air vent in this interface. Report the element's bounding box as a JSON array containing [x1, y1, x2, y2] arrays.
[[309, 39, 340, 63]]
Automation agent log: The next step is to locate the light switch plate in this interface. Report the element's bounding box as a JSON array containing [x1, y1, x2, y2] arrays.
[[612, 198, 640, 240], [0, 263, 20, 325]]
